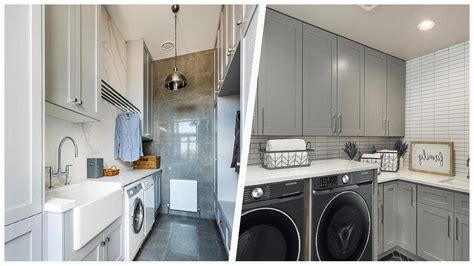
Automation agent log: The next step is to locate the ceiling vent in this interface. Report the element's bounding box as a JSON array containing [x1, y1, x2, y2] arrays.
[[358, 5, 378, 12]]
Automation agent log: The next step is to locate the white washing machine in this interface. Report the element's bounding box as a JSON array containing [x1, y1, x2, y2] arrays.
[[142, 176, 155, 236], [124, 181, 145, 261]]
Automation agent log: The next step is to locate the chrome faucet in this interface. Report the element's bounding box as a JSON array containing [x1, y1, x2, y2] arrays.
[[51, 136, 78, 185]]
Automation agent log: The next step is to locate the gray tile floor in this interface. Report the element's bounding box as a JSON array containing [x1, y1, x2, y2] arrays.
[[134, 214, 228, 261]]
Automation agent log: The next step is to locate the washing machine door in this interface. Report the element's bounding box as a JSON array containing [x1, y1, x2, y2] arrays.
[[237, 207, 301, 261], [132, 198, 144, 234], [315, 191, 371, 261]]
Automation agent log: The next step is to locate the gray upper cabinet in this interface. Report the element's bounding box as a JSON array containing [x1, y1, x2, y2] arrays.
[[417, 203, 454, 261], [337, 37, 365, 136], [397, 181, 416, 254], [454, 213, 469, 261], [45, 5, 100, 122], [383, 182, 397, 251], [364, 48, 387, 136], [386, 56, 405, 136], [302, 24, 337, 135], [258, 9, 303, 135], [5, 5, 43, 227]]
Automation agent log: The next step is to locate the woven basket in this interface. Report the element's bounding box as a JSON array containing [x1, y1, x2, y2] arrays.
[[134, 156, 160, 169], [103, 166, 120, 176]]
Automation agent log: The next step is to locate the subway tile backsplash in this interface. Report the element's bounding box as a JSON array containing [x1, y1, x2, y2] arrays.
[[404, 41, 469, 178]]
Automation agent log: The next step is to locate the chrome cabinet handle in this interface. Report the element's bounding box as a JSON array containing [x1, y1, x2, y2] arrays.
[[448, 215, 451, 238], [69, 98, 83, 105], [338, 114, 342, 134], [382, 119, 386, 133], [387, 120, 390, 136], [381, 202, 384, 224], [100, 241, 106, 246], [411, 187, 415, 207], [456, 217, 460, 241], [105, 237, 110, 243], [332, 113, 337, 134], [236, 20, 245, 26], [261, 107, 264, 135]]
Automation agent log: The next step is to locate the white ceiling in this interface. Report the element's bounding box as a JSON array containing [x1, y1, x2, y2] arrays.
[[105, 5, 221, 60], [270, 5, 469, 60]]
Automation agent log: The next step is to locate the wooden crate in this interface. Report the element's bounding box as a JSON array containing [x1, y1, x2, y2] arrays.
[[134, 156, 160, 169]]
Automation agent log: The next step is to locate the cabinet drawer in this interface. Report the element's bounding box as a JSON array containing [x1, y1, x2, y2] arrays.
[[417, 185, 454, 211], [377, 184, 383, 201], [454, 192, 469, 216]]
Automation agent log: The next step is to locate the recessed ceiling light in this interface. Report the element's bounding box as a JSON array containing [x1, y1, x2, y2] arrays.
[[358, 5, 378, 12], [417, 20, 436, 31], [161, 41, 174, 51]]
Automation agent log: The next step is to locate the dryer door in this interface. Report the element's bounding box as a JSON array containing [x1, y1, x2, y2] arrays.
[[314, 190, 371, 261], [237, 207, 301, 261]]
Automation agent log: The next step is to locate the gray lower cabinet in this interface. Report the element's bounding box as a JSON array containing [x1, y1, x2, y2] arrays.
[[397, 182, 416, 254], [386, 56, 405, 136], [364, 48, 386, 136], [417, 203, 454, 261], [454, 213, 469, 261], [302, 23, 337, 135], [383, 182, 397, 251], [4, 213, 42, 261], [337, 37, 365, 136], [257, 9, 302, 135]]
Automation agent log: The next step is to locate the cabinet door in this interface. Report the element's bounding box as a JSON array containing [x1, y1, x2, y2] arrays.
[[81, 241, 104, 261], [5, 4, 43, 225], [77, 5, 100, 120], [45, 5, 76, 110], [454, 213, 469, 261], [417, 203, 454, 261], [337, 37, 365, 136], [383, 182, 397, 251], [397, 182, 416, 254], [364, 47, 387, 136], [105, 221, 123, 261], [386, 56, 405, 136], [302, 24, 337, 135], [258, 9, 302, 135], [234, 5, 243, 42], [4, 213, 42, 261]]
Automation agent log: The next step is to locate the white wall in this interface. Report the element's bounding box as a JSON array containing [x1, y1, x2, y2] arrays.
[[404, 41, 469, 178], [45, 6, 130, 188]]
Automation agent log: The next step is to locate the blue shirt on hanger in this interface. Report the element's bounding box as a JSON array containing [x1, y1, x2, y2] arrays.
[[114, 112, 143, 162]]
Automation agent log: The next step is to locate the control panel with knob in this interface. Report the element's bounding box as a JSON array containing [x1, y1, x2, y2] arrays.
[[341, 174, 350, 184], [251, 187, 264, 199]]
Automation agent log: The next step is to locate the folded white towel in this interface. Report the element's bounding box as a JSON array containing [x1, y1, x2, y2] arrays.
[[266, 139, 306, 152]]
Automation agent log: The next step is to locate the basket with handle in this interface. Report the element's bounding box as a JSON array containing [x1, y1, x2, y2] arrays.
[[133, 156, 161, 169], [259, 142, 314, 170], [103, 166, 120, 176]]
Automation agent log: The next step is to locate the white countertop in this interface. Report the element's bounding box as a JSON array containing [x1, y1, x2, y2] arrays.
[[92, 168, 162, 187], [378, 170, 470, 193], [245, 159, 378, 186]]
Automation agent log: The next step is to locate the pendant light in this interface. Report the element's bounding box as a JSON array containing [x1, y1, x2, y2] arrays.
[[165, 4, 187, 90]]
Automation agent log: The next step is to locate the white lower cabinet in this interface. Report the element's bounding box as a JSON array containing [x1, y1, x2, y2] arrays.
[[69, 217, 123, 261], [4, 213, 42, 261]]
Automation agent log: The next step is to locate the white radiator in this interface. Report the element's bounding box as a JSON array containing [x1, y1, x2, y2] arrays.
[[169, 179, 197, 213]]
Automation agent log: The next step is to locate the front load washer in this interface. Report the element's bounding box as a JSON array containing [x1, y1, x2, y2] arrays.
[[312, 170, 374, 261], [124, 181, 145, 261], [237, 180, 305, 261]]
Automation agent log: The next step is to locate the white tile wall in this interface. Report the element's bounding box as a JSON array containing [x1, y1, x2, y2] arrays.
[[405, 41, 469, 178]]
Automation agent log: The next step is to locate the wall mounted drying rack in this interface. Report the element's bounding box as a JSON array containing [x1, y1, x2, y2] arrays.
[[101, 80, 141, 113]]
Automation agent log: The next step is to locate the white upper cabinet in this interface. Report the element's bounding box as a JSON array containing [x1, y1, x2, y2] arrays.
[[45, 5, 101, 122], [126, 39, 154, 141]]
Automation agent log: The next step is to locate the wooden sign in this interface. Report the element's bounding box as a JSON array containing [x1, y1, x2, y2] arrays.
[[409, 141, 454, 176]]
